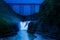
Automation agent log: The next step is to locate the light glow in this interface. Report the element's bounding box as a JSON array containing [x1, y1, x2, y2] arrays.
[[20, 21, 30, 30]]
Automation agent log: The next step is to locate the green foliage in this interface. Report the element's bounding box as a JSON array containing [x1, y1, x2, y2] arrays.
[[39, 0, 60, 39], [0, 17, 13, 33], [40, 0, 60, 25]]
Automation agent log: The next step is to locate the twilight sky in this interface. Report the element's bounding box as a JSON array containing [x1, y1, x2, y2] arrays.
[[4, 0, 44, 16]]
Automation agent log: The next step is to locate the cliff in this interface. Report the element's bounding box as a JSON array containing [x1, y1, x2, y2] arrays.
[[0, 0, 20, 37], [38, 0, 60, 39]]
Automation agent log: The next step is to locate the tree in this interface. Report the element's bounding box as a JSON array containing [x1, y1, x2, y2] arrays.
[[38, 0, 60, 39]]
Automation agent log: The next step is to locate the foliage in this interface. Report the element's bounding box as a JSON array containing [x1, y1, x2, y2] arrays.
[[39, 0, 60, 39]]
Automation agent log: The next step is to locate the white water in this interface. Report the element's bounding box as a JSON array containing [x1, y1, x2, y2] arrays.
[[20, 21, 30, 30]]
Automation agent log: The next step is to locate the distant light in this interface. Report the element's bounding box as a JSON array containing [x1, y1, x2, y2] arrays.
[[20, 21, 30, 30]]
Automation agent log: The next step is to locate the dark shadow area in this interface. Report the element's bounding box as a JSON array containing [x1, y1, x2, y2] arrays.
[[35, 0, 60, 40], [0, 0, 20, 38], [27, 22, 38, 34], [0, 0, 60, 40]]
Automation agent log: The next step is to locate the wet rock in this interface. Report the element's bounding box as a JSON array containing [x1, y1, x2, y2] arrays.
[[27, 22, 38, 34]]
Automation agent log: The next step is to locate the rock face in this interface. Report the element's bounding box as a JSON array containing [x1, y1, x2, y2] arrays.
[[27, 22, 38, 34], [37, 0, 60, 39], [0, 0, 20, 38]]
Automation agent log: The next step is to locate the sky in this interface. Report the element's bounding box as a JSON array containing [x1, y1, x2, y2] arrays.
[[4, 0, 44, 30], [4, 0, 44, 16]]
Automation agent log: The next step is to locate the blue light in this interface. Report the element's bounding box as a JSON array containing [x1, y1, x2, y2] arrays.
[[4, 0, 44, 4], [4, 0, 44, 16]]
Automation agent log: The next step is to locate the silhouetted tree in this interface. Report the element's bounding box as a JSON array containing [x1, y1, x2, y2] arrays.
[[38, 0, 60, 39], [0, 0, 21, 38]]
